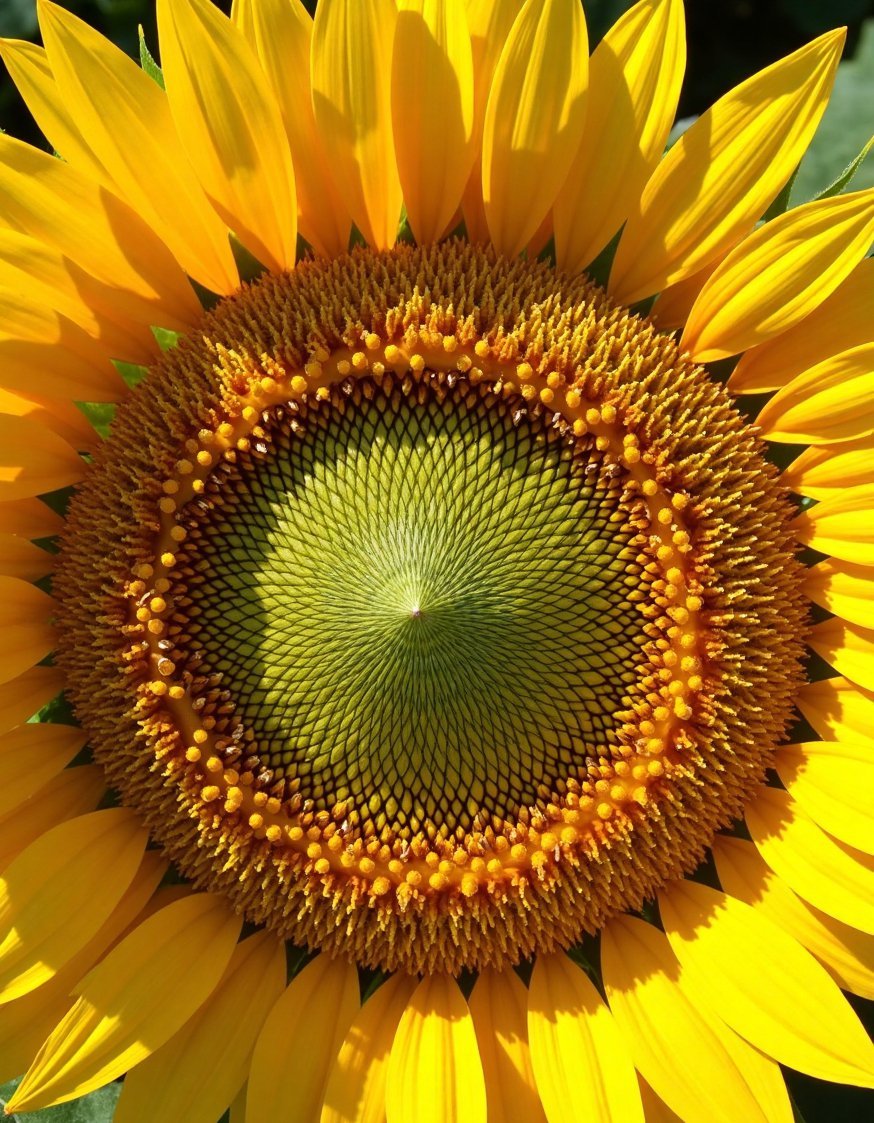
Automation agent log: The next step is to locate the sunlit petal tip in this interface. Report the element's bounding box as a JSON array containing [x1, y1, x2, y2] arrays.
[[745, 784, 874, 933], [0, 577, 58, 688], [659, 879, 874, 1087], [681, 189, 874, 362], [803, 558, 874, 629], [729, 257, 874, 395], [311, 0, 402, 250], [482, 0, 590, 258], [114, 931, 286, 1123], [713, 834, 874, 1001], [791, 484, 874, 563], [782, 439, 873, 500], [37, 0, 238, 294], [776, 740, 874, 856], [392, 0, 476, 246], [156, 0, 297, 273], [6, 893, 241, 1114], [602, 914, 792, 1123], [756, 344, 874, 445], [0, 808, 148, 1004], [0, 36, 111, 188], [554, 0, 686, 275], [610, 28, 846, 304]]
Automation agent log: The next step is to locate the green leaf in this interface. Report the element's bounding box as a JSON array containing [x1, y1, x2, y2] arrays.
[[138, 26, 165, 90], [792, 20, 874, 202], [152, 326, 184, 352], [75, 402, 116, 441], [113, 360, 148, 390], [812, 135, 874, 201], [0, 1078, 121, 1123], [30, 691, 77, 727], [230, 234, 266, 284]]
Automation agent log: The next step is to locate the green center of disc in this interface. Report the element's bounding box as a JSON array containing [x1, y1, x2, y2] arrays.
[[180, 377, 645, 837]]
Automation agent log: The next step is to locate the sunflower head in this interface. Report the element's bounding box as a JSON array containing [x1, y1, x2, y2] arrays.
[[0, 0, 872, 1120]]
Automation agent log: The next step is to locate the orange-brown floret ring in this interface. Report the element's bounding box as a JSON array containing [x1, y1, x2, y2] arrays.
[[126, 331, 708, 902]]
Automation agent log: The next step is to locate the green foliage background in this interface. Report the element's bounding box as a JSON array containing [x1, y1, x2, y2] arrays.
[[0, 1, 871, 1121]]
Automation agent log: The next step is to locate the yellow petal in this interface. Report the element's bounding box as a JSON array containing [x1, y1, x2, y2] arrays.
[[157, 0, 296, 273], [231, 0, 350, 258], [247, 954, 359, 1123], [0, 578, 56, 685], [610, 30, 845, 304], [713, 834, 874, 1001], [0, 39, 111, 187], [0, 227, 158, 366], [0, 764, 105, 872], [756, 345, 874, 444], [792, 485, 874, 564], [0, 665, 63, 736], [469, 968, 546, 1123], [0, 808, 147, 1003], [392, 0, 476, 245], [682, 189, 874, 361], [637, 1076, 682, 1123], [0, 414, 84, 500], [602, 914, 791, 1123], [782, 438, 873, 500], [730, 256, 874, 394], [804, 559, 874, 630], [808, 617, 874, 692], [311, 0, 402, 249], [0, 133, 201, 332], [0, 387, 99, 453], [0, 850, 165, 1085], [229, 1084, 247, 1123], [0, 291, 124, 402], [776, 740, 873, 855], [528, 952, 644, 1123], [745, 784, 874, 933], [37, 0, 237, 294], [0, 533, 52, 582], [115, 931, 285, 1123], [659, 878, 874, 1085], [386, 974, 486, 1123], [461, 0, 525, 244], [7, 892, 241, 1113], [321, 974, 417, 1123], [0, 498, 63, 540], [799, 676, 874, 743], [554, 0, 685, 273], [482, 0, 589, 257]]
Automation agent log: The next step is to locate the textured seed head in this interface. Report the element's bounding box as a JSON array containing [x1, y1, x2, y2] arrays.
[[55, 242, 806, 974]]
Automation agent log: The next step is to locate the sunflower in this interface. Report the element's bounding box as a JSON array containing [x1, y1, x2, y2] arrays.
[[0, 0, 872, 1119]]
